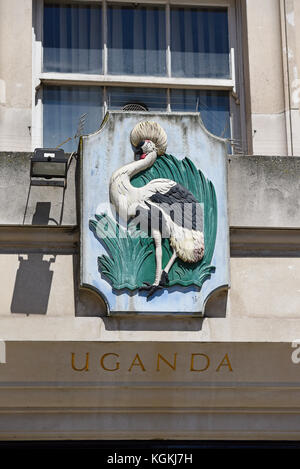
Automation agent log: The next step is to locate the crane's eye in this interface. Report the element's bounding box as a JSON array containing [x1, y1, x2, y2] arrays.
[[133, 141, 144, 154]]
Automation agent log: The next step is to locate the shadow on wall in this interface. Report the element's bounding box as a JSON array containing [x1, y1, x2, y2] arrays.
[[10, 254, 55, 315], [10, 202, 56, 315], [32, 201, 51, 225], [23, 183, 66, 224]]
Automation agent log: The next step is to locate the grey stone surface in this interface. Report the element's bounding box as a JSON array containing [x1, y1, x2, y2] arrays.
[[1, 152, 300, 229], [228, 155, 300, 228], [0, 152, 77, 225]]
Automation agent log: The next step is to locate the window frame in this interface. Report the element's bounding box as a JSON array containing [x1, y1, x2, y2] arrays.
[[32, 0, 246, 152]]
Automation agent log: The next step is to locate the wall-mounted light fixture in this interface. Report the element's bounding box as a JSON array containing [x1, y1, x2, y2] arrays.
[[30, 148, 68, 187]]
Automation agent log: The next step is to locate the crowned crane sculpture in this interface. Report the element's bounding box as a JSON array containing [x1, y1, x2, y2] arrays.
[[109, 121, 205, 299]]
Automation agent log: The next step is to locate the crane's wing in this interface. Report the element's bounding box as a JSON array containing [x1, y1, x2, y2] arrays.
[[149, 182, 203, 232], [143, 178, 177, 197]]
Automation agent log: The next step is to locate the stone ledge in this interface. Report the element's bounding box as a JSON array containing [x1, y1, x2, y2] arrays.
[[230, 227, 300, 256], [0, 225, 78, 251], [0, 317, 299, 341], [1, 225, 300, 256], [2, 152, 300, 228]]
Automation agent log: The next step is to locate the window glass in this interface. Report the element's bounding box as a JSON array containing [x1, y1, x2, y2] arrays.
[[41, 3, 234, 148], [170, 89, 230, 138], [107, 5, 166, 76], [43, 3, 102, 74], [107, 87, 167, 112], [171, 8, 229, 78], [43, 86, 103, 152]]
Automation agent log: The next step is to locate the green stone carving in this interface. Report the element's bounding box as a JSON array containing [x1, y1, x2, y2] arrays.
[[89, 153, 217, 291]]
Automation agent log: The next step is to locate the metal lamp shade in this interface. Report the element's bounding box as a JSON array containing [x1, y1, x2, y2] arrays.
[[31, 148, 67, 179]]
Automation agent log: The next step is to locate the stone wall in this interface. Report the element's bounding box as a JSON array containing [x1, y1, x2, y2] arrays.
[[0, 152, 300, 341]]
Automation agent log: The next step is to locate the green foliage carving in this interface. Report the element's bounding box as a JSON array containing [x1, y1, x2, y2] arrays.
[[89, 154, 217, 291], [89, 215, 154, 290]]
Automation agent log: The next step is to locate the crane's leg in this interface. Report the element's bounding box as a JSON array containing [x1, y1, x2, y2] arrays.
[[139, 228, 163, 299], [160, 250, 177, 286], [152, 228, 163, 286]]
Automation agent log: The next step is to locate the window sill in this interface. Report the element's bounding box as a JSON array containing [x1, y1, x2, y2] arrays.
[[39, 72, 234, 90]]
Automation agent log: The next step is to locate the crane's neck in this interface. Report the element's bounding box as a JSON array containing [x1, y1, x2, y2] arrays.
[[110, 151, 157, 193], [109, 150, 157, 219]]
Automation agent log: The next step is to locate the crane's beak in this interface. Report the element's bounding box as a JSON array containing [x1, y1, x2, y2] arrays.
[[133, 141, 145, 160], [134, 149, 146, 160]]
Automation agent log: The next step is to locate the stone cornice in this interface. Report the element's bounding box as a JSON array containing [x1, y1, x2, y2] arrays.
[[230, 227, 300, 256], [0, 225, 78, 252], [1, 225, 299, 256]]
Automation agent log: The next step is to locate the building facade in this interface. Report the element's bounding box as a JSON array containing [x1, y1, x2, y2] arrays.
[[0, 0, 300, 443]]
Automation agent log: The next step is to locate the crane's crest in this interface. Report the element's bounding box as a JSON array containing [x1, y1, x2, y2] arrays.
[[130, 121, 167, 156]]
